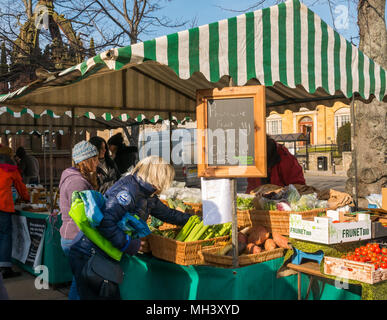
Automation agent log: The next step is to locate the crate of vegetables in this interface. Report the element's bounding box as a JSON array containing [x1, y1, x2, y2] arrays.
[[237, 208, 325, 235], [199, 225, 289, 267], [148, 216, 231, 266], [237, 189, 327, 235], [324, 243, 387, 284]]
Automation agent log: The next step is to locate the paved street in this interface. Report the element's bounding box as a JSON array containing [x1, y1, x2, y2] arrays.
[[2, 265, 68, 300], [304, 172, 347, 192]]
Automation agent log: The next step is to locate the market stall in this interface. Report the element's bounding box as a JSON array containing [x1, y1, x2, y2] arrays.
[[11, 209, 73, 286], [0, 0, 386, 300]]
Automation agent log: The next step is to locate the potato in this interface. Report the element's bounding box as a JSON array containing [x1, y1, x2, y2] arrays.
[[272, 232, 291, 249], [264, 239, 277, 251], [252, 246, 262, 254], [246, 243, 256, 254], [247, 225, 270, 245]]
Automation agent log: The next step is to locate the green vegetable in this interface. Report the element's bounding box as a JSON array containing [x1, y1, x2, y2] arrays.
[[191, 223, 210, 241], [175, 215, 200, 241], [184, 221, 204, 242], [149, 216, 164, 228], [237, 197, 254, 210]]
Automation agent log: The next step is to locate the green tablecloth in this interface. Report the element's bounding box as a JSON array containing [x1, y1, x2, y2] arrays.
[[13, 211, 73, 285], [119, 254, 361, 300]]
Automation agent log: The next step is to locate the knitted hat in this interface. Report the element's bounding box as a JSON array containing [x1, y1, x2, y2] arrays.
[[72, 140, 98, 164]]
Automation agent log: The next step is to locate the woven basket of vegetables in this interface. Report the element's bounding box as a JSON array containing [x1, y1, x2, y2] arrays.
[[199, 226, 289, 267], [237, 208, 326, 235], [148, 216, 231, 265], [199, 245, 285, 267]]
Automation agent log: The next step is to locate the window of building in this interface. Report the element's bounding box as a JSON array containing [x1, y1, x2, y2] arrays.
[[266, 114, 282, 135], [334, 108, 351, 137]]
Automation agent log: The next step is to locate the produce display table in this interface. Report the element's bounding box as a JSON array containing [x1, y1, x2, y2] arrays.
[[118, 253, 362, 300], [12, 210, 73, 285], [288, 262, 361, 300], [284, 238, 387, 300]]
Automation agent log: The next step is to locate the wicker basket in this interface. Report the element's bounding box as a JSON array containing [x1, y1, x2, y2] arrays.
[[148, 230, 230, 266], [237, 208, 326, 235], [199, 245, 285, 268]]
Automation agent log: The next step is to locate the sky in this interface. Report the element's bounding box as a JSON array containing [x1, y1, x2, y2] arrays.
[[148, 0, 363, 46]]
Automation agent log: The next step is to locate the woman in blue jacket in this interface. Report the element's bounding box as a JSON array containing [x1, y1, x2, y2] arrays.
[[69, 156, 192, 299]]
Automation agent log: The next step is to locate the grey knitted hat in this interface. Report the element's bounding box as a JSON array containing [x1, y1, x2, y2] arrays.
[[72, 140, 98, 164]]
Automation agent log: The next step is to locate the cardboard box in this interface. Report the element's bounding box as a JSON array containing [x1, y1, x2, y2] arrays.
[[324, 256, 387, 284], [382, 188, 387, 211], [289, 212, 371, 244]]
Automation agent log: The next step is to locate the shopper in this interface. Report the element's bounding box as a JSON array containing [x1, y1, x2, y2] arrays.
[[15, 147, 40, 185], [107, 132, 138, 175], [0, 147, 29, 279], [59, 140, 99, 300], [245, 136, 306, 194], [89, 136, 121, 194], [69, 156, 192, 300]]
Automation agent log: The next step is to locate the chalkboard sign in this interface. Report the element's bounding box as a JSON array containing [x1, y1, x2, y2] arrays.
[[207, 97, 255, 166], [197, 86, 267, 178]]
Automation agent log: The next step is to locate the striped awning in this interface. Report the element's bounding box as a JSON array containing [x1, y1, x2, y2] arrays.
[[0, 106, 191, 135], [0, 0, 385, 121]]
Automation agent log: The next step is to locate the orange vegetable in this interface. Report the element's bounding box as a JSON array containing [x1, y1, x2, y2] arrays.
[[246, 243, 256, 254], [247, 225, 269, 246], [264, 239, 277, 251], [252, 246, 262, 254], [272, 232, 291, 249]]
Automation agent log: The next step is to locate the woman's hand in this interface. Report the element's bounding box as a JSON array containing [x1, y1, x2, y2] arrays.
[[139, 240, 148, 252]]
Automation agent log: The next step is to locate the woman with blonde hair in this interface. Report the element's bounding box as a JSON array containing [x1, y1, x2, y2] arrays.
[[68, 156, 192, 300], [59, 140, 99, 300]]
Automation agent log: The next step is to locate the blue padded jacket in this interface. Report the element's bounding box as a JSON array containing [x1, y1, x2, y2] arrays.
[[98, 174, 192, 253]]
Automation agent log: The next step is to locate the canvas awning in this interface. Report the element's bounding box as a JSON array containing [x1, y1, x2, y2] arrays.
[[0, 106, 191, 135], [0, 0, 385, 122]]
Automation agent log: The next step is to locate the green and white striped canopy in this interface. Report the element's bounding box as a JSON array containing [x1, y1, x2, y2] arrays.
[[1, 0, 385, 122], [0, 106, 191, 135]]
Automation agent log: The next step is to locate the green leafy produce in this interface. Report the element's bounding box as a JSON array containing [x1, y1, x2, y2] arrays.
[[174, 215, 201, 241], [174, 218, 231, 242], [166, 198, 191, 212], [237, 197, 254, 210], [149, 216, 164, 228]]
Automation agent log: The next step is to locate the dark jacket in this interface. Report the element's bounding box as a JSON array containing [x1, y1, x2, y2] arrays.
[[99, 174, 191, 252], [114, 146, 138, 175], [96, 159, 121, 194], [18, 154, 40, 184]]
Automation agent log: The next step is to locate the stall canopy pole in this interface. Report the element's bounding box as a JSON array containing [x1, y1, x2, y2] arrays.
[[43, 134, 47, 188], [228, 76, 239, 268], [70, 107, 75, 153], [350, 96, 359, 210], [168, 111, 172, 164], [49, 123, 54, 214]]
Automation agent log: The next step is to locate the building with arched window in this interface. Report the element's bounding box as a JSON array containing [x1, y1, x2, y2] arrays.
[[266, 101, 351, 146]]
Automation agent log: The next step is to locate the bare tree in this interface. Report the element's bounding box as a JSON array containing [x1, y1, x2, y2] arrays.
[[56, 0, 191, 48]]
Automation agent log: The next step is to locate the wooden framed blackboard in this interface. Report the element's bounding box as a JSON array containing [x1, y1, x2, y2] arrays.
[[197, 86, 267, 178]]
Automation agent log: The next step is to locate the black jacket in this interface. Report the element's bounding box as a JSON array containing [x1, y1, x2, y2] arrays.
[[114, 146, 138, 175]]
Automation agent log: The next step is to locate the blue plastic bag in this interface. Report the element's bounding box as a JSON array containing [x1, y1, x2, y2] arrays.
[[78, 190, 105, 228], [118, 213, 151, 239]]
